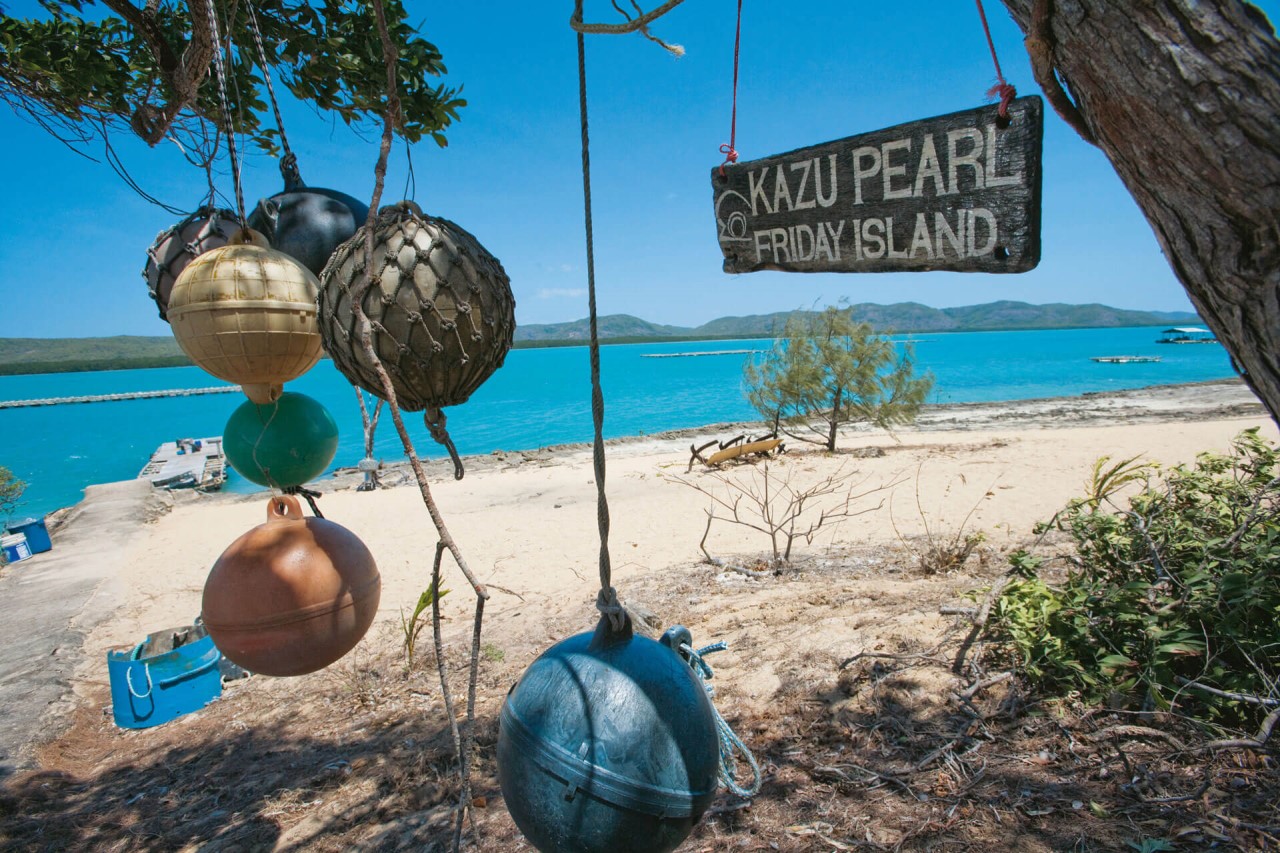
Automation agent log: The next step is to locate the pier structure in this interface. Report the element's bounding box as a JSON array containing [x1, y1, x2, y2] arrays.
[[0, 385, 238, 409]]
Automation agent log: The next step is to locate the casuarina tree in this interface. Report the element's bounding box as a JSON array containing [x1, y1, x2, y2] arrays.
[[744, 306, 934, 452], [0, 466, 26, 530]]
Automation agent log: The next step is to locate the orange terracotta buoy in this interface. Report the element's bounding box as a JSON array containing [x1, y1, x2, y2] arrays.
[[202, 496, 380, 676]]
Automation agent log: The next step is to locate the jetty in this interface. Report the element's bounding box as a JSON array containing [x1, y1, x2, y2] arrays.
[[641, 349, 763, 359], [1091, 356, 1162, 364], [138, 437, 226, 492], [0, 385, 238, 409]]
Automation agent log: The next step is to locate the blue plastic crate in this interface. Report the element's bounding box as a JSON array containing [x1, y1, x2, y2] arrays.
[[108, 624, 223, 729]]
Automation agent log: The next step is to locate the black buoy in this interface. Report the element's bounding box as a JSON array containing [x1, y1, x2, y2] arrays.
[[247, 156, 368, 276], [497, 617, 720, 853]]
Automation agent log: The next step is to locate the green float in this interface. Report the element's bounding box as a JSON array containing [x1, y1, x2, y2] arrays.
[[223, 391, 338, 488]]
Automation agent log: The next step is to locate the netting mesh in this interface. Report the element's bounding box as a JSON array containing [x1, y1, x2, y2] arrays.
[[317, 203, 516, 413], [143, 207, 242, 321]]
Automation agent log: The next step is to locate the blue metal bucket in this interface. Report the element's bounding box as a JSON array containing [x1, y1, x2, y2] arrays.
[[107, 624, 223, 728]]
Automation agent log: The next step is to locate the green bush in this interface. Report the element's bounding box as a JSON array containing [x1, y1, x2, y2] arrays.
[[988, 428, 1280, 728]]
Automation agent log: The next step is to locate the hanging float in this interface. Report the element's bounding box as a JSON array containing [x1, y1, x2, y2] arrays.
[[248, 156, 369, 277], [166, 228, 323, 404], [495, 9, 761, 852], [142, 206, 242, 321], [222, 391, 339, 488], [201, 495, 381, 677], [499, 619, 722, 853], [317, 200, 517, 477]]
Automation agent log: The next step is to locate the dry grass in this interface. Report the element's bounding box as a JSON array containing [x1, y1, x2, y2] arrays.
[[2, 548, 1277, 852]]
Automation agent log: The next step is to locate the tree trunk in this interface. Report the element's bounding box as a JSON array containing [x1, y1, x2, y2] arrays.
[[827, 386, 843, 451], [999, 0, 1280, 424]]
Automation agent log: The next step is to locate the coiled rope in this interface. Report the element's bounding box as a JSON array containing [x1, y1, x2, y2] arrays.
[[680, 641, 763, 798]]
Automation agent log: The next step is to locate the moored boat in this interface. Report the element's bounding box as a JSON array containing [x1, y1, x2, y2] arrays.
[[1157, 327, 1217, 344]]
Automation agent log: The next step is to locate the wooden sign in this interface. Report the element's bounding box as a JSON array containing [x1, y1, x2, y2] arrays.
[[712, 96, 1043, 275]]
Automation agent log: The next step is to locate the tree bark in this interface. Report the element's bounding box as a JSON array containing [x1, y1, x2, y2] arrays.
[[827, 385, 842, 451], [999, 0, 1280, 424]]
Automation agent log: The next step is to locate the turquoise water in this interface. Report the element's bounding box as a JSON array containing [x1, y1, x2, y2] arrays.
[[0, 326, 1234, 519]]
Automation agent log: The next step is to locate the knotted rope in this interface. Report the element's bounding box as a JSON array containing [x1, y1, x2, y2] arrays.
[[975, 0, 1016, 117], [718, 0, 743, 177], [425, 406, 465, 481], [243, 0, 297, 179], [282, 485, 325, 518], [576, 24, 625, 631], [680, 640, 763, 798], [201, 0, 247, 224]]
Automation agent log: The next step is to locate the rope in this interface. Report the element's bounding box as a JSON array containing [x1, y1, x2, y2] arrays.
[[282, 485, 325, 518], [202, 0, 247, 224], [425, 406, 465, 480], [573, 4, 762, 803], [576, 20, 624, 632], [571, 0, 687, 56], [243, 0, 298, 184], [679, 641, 763, 798], [718, 0, 743, 177], [974, 0, 1016, 117], [249, 397, 282, 492]]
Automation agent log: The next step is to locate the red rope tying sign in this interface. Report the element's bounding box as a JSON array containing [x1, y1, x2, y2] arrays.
[[718, 0, 743, 176], [975, 0, 1017, 117]]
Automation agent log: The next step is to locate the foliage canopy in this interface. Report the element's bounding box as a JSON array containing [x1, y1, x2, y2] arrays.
[[744, 306, 933, 452], [0, 0, 464, 155], [989, 428, 1280, 729]]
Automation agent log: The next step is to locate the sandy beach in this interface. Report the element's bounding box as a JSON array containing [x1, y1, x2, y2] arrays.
[[2, 378, 1276, 851], [83, 379, 1273, 663]]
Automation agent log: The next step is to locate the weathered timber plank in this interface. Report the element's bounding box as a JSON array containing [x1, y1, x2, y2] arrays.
[[712, 97, 1043, 275]]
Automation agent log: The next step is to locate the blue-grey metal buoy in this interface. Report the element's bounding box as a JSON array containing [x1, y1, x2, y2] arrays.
[[497, 616, 720, 853], [247, 157, 368, 277]]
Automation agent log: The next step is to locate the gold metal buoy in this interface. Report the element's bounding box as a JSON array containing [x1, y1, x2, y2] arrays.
[[168, 228, 323, 404]]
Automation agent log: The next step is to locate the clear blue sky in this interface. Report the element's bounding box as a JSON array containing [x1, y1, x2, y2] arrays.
[[1, 1, 1276, 337]]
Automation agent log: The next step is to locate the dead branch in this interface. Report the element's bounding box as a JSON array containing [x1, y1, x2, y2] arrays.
[[1175, 676, 1280, 707], [1199, 706, 1280, 752], [672, 462, 891, 567], [951, 576, 1011, 674], [1086, 725, 1188, 752]]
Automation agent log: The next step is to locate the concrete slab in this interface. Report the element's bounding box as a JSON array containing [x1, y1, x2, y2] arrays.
[[0, 479, 153, 772]]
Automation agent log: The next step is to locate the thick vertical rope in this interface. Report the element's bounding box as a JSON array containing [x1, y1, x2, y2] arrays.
[[202, 0, 247, 224], [576, 26, 624, 631], [243, 0, 296, 174]]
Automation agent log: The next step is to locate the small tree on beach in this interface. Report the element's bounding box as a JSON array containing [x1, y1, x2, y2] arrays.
[[0, 466, 27, 530], [744, 306, 933, 452]]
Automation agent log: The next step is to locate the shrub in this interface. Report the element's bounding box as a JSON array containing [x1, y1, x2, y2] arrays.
[[987, 428, 1280, 728]]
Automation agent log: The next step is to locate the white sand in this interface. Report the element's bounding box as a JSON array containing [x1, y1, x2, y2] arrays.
[[82, 387, 1277, 677]]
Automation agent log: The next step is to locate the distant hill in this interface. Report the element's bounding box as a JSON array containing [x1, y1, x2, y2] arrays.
[[515, 301, 1200, 341], [0, 301, 1200, 375], [516, 314, 691, 341], [0, 336, 191, 375]]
